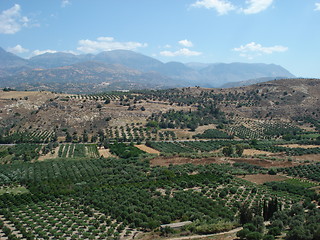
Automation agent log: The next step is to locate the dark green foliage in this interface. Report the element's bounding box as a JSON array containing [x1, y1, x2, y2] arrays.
[[194, 129, 233, 139], [265, 205, 320, 240], [268, 227, 281, 236], [108, 142, 144, 158], [227, 121, 302, 140], [73, 144, 86, 158], [147, 140, 242, 154], [65, 131, 72, 142], [0, 129, 53, 144], [192, 221, 236, 234], [264, 181, 319, 201], [298, 116, 320, 132], [222, 145, 234, 157], [232, 163, 266, 174], [246, 232, 263, 240], [263, 198, 280, 221], [237, 228, 251, 239], [8, 144, 40, 161], [286, 226, 313, 240], [222, 144, 244, 157], [0, 156, 238, 235], [268, 169, 276, 175], [160, 226, 175, 236], [279, 163, 320, 182], [0, 147, 10, 158], [236, 144, 244, 156], [263, 235, 275, 240], [253, 143, 320, 156], [82, 130, 89, 142], [148, 104, 226, 131], [240, 204, 253, 224], [146, 120, 159, 128]]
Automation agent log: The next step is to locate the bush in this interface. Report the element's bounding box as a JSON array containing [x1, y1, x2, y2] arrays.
[[246, 231, 263, 240], [193, 129, 233, 139], [263, 235, 275, 240], [195, 221, 235, 234]]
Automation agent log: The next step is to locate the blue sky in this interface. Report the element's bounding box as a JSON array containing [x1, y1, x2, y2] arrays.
[[1, 0, 320, 78]]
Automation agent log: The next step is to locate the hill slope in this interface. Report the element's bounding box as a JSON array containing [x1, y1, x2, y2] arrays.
[[0, 47, 295, 91], [0, 61, 178, 93], [199, 63, 294, 87]]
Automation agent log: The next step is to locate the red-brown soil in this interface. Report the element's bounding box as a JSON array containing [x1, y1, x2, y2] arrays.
[[230, 158, 299, 168], [151, 156, 299, 168], [151, 156, 228, 167]]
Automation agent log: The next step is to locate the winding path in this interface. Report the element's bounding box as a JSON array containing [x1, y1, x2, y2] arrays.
[[165, 226, 243, 240]]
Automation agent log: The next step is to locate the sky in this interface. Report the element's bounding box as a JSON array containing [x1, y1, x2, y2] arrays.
[[0, 0, 320, 78]]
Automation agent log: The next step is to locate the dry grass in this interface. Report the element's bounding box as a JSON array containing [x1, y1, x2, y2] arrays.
[[151, 156, 228, 167], [194, 124, 217, 134], [292, 154, 320, 162], [0, 91, 39, 99], [243, 149, 273, 156], [37, 146, 59, 161], [135, 144, 160, 154], [280, 144, 320, 149], [238, 174, 288, 184], [230, 157, 299, 168], [98, 148, 115, 158]]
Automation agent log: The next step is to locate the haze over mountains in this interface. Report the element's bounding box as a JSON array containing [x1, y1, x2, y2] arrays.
[[0, 47, 295, 93]]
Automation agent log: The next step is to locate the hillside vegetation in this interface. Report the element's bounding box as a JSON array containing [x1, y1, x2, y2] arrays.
[[0, 78, 320, 240]]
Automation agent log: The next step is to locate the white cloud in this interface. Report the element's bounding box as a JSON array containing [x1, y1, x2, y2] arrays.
[[241, 0, 273, 14], [0, 4, 29, 34], [191, 0, 236, 15], [179, 39, 194, 47], [191, 0, 274, 15], [7, 44, 29, 54], [77, 37, 148, 53], [61, 0, 71, 8], [31, 49, 58, 56], [160, 48, 202, 57], [315, 3, 320, 11], [97, 37, 114, 42], [233, 42, 288, 59]]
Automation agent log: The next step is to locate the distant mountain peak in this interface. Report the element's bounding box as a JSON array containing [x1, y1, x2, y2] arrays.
[[0, 46, 295, 91]]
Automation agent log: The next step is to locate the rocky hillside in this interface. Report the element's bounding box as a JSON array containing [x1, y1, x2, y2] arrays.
[[1, 78, 319, 139]]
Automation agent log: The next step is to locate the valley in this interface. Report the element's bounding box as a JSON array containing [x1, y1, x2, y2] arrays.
[[1, 1, 319, 239], [0, 78, 320, 239]]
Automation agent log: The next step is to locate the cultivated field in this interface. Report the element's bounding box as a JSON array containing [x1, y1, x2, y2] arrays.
[[1, 80, 320, 239]]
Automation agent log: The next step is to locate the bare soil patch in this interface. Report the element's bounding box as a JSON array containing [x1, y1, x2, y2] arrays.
[[98, 148, 114, 158], [136, 226, 241, 240], [243, 149, 273, 156], [279, 144, 320, 149], [0, 91, 42, 99], [194, 124, 217, 134], [230, 158, 298, 168], [37, 146, 59, 161], [168, 124, 219, 139], [135, 144, 160, 154], [151, 156, 228, 167], [151, 155, 299, 168], [238, 174, 288, 184], [292, 154, 320, 162], [166, 129, 194, 139]]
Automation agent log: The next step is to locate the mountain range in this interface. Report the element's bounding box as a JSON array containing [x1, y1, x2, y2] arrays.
[[0, 47, 295, 93]]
